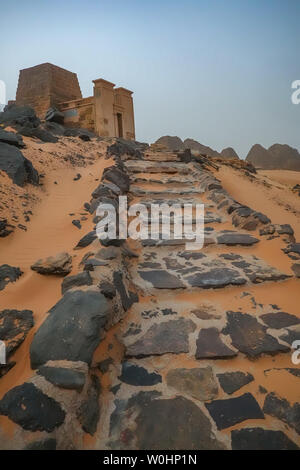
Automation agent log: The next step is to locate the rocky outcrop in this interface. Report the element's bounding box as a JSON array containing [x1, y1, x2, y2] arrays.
[[246, 143, 300, 171], [31, 252, 72, 276], [0, 142, 39, 186]]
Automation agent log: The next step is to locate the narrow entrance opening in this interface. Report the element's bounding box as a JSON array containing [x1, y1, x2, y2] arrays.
[[117, 113, 123, 138]]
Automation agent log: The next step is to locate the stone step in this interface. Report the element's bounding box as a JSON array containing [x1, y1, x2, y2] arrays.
[[124, 160, 191, 174], [131, 174, 199, 185], [129, 185, 203, 197]]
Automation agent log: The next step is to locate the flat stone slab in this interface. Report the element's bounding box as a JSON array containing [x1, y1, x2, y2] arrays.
[[125, 318, 195, 357], [260, 311, 300, 329], [138, 269, 185, 288], [37, 366, 86, 391], [186, 268, 247, 289], [217, 371, 254, 395], [263, 392, 300, 434], [223, 312, 290, 358], [217, 232, 259, 246], [0, 382, 65, 432], [119, 362, 162, 386], [0, 264, 23, 290], [109, 392, 224, 450], [231, 427, 299, 450], [30, 290, 109, 368], [205, 393, 264, 430], [166, 366, 218, 401], [130, 185, 203, 196], [196, 327, 237, 359]]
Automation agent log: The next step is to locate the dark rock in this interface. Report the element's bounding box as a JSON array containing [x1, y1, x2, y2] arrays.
[[84, 258, 108, 271], [280, 327, 300, 346], [31, 252, 72, 276], [0, 264, 22, 290], [119, 362, 162, 386], [205, 393, 264, 430], [18, 124, 58, 143], [166, 366, 218, 401], [97, 246, 119, 260], [217, 371, 254, 395], [73, 173, 81, 181], [283, 243, 300, 258], [97, 357, 113, 374], [0, 218, 14, 237], [0, 104, 40, 128], [263, 392, 300, 434], [30, 290, 109, 368], [64, 128, 95, 139], [107, 139, 144, 160], [231, 427, 299, 450], [74, 230, 97, 249], [99, 281, 116, 299], [0, 382, 65, 431], [38, 366, 86, 391], [186, 268, 246, 289], [24, 438, 57, 450], [72, 219, 81, 229], [217, 232, 259, 246], [45, 107, 64, 124], [113, 271, 138, 310], [196, 327, 237, 359], [44, 121, 65, 136], [61, 271, 92, 294], [0, 129, 24, 148], [138, 269, 185, 289], [0, 309, 33, 368], [103, 166, 130, 192], [260, 311, 300, 329], [223, 312, 290, 358], [292, 263, 300, 277], [126, 318, 195, 357], [77, 375, 100, 435], [110, 392, 224, 450], [0, 142, 39, 186]]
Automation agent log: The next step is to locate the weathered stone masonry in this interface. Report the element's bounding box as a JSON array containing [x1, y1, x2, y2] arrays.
[[14, 63, 135, 140]]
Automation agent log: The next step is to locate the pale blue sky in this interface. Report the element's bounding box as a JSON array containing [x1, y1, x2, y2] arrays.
[[1, 0, 299, 158]]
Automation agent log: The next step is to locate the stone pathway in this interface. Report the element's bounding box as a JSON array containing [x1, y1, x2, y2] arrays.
[[99, 147, 300, 450], [0, 143, 299, 450]]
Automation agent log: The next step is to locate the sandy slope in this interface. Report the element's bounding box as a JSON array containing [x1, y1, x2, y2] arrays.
[[217, 166, 300, 239]]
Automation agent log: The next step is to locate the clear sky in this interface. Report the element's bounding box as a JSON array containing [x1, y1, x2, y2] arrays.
[[1, 0, 299, 158]]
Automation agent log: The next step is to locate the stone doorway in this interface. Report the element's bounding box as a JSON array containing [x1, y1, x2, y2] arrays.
[[117, 112, 123, 138]]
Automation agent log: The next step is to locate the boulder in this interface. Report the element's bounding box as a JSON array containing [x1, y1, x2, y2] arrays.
[[30, 290, 109, 368], [45, 107, 64, 125], [31, 252, 72, 276], [0, 142, 39, 186], [37, 365, 86, 391], [0, 264, 23, 290], [0, 129, 24, 148]]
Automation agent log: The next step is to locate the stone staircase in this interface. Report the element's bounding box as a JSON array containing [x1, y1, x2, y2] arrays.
[[100, 146, 300, 450]]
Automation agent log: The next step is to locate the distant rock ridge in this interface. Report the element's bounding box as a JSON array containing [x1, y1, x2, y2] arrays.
[[154, 136, 239, 159], [246, 143, 300, 171]]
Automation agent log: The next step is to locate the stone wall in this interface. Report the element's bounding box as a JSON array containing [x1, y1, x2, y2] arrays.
[[16, 63, 82, 118]]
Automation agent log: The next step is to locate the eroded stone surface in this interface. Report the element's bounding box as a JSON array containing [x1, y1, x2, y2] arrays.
[[138, 269, 185, 289], [166, 366, 218, 401], [196, 327, 237, 359], [31, 252, 72, 276], [263, 392, 300, 434], [37, 365, 86, 390], [260, 311, 300, 329], [126, 318, 195, 357], [223, 312, 290, 358]]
